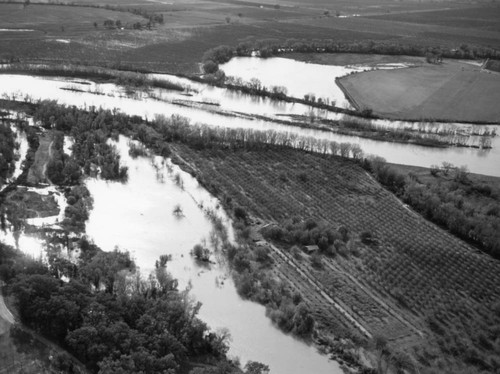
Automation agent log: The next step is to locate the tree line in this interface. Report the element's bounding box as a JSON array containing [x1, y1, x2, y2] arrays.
[[0, 122, 17, 184], [152, 113, 365, 161], [202, 39, 500, 75], [200, 41, 499, 114]]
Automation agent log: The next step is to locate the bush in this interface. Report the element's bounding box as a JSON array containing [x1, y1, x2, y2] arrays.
[[234, 206, 248, 222], [202, 60, 219, 74], [192, 244, 210, 261], [310, 252, 323, 269], [297, 172, 308, 183]]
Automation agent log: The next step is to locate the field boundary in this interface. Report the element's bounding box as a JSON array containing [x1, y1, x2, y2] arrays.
[[336, 77, 361, 111]]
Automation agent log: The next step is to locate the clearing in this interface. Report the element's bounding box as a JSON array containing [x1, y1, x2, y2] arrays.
[[27, 133, 52, 185], [338, 59, 500, 122]]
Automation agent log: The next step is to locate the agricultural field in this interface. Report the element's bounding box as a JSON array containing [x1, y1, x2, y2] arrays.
[[282, 52, 425, 67], [366, 6, 500, 32], [485, 59, 500, 72], [338, 59, 500, 122], [171, 143, 500, 373], [1, 0, 499, 74]]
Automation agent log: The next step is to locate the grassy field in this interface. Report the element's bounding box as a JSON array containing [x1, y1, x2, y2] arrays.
[[0, 0, 499, 74], [282, 52, 425, 67], [367, 5, 500, 33], [338, 60, 500, 122], [171, 144, 500, 373], [26, 133, 51, 185]]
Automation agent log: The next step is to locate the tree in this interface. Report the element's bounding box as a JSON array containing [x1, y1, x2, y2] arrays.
[[245, 361, 270, 374], [454, 165, 469, 183], [234, 206, 247, 222], [430, 164, 440, 176], [192, 244, 210, 262], [390, 351, 418, 374], [103, 20, 114, 29], [372, 335, 390, 374], [249, 78, 262, 93], [173, 204, 184, 217], [203, 60, 219, 74], [340, 142, 352, 158], [441, 161, 454, 176]]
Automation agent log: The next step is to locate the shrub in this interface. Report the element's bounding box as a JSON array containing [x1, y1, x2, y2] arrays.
[[202, 60, 219, 74], [310, 253, 323, 269]]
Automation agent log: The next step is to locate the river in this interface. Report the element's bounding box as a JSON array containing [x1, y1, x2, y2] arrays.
[[86, 136, 342, 374], [0, 72, 498, 176]]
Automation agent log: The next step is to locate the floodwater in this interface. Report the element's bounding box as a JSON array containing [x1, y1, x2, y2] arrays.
[[11, 125, 28, 181], [220, 56, 365, 108], [85, 137, 342, 374], [0, 73, 498, 175]]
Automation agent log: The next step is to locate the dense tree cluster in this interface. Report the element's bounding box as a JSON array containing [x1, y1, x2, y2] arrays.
[[262, 217, 354, 257], [226, 243, 315, 338], [204, 39, 500, 67], [62, 185, 93, 232], [46, 131, 82, 185], [34, 101, 128, 182], [0, 122, 17, 182], [0, 240, 234, 374]]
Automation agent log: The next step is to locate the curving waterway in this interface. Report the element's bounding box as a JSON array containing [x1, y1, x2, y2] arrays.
[[86, 137, 342, 374]]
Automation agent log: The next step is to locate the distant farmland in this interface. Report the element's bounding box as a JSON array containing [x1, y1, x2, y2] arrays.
[[1, 0, 500, 74], [338, 60, 500, 123]]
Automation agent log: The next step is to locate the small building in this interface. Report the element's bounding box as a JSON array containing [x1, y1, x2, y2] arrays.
[[303, 245, 319, 254], [255, 240, 268, 247]]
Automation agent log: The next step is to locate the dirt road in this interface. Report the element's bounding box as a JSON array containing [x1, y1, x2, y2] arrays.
[[0, 283, 15, 334]]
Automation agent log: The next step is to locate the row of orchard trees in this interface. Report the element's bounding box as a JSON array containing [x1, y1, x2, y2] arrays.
[[152, 114, 364, 160]]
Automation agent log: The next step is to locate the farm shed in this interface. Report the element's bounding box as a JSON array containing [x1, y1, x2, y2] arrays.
[[255, 240, 268, 247], [303, 245, 319, 254]]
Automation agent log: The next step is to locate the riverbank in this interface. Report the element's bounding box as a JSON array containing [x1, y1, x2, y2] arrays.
[[0, 64, 184, 92]]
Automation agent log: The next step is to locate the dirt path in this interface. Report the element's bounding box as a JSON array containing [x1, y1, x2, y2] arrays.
[[0, 283, 15, 334], [266, 240, 373, 338], [42, 140, 53, 183], [323, 259, 424, 339]]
